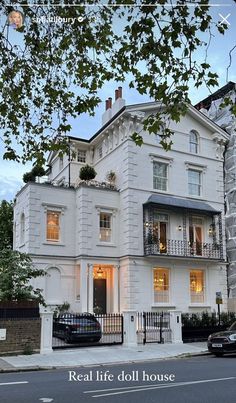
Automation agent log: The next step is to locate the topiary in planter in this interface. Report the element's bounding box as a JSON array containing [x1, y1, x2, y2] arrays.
[[79, 165, 97, 181], [23, 171, 36, 183]]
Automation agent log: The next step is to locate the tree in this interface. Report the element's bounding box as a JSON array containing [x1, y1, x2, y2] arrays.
[[0, 249, 46, 304], [0, 0, 230, 164], [0, 200, 13, 249]]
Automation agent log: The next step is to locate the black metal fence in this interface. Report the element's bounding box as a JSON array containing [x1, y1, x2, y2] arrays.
[[52, 313, 123, 349], [137, 312, 172, 344]]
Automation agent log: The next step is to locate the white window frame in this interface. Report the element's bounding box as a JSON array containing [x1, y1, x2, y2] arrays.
[[188, 169, 202, 196], [77, 149, 86, 163], [189, 269, 205, 304], [153, 161, 168, 191], [99, 212, 112, 243], [96, 206, 117, 246], [150, 154, 173, 193], [43, 204, 66, 245], [153, 268, 170, 304], [189, 130, 199, 154]]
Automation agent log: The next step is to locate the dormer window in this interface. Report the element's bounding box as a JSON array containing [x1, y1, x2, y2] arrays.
[[189, 130, 199, 154]]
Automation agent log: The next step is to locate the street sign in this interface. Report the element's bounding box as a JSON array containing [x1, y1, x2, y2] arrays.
[[216, 291, 223, 305]]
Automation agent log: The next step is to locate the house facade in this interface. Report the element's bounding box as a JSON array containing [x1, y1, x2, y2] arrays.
[[14, 90, 229, 314]]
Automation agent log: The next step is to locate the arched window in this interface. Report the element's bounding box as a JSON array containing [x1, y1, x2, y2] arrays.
[[20, 213, 25, 245], [189, 130, 199, 154]]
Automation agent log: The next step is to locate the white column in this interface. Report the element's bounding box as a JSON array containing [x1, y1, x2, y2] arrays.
[[88, 263, 94, 313], [80, 260, 88, 312], [40, 306, 54, 354], [123, 310, 137, 346], [113, 265, 119, 313], [168, 310, 183, 344]]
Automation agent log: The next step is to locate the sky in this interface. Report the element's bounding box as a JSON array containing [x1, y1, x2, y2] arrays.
[[0, 1, 236, 201]]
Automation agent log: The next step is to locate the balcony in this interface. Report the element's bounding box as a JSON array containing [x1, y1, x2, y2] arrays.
[[144, 239, 221, 260], [143, 194, 224, 261]]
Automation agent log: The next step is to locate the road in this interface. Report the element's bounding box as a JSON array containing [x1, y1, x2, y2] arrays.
[[0, 355, 236, 403]]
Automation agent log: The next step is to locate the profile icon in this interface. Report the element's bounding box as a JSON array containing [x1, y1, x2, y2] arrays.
[[8, 10, 24, 29]]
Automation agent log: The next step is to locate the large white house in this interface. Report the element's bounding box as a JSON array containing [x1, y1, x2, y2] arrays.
[[14, 89, 229, 314]]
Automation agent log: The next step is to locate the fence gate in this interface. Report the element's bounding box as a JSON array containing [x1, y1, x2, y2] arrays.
[[52, 313, 123, 349], [137, 312, 171, 344]]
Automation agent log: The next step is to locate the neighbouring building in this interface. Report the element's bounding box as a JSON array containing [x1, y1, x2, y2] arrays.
[[196, 81, 236, 311], [14, 88, 229, 314]]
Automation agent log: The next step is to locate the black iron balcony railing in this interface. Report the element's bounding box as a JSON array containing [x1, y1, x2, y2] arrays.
[[144, 239, 221, 259]]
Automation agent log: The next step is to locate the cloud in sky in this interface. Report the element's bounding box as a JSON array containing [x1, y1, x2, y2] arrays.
[[0, 175, 22, 201]]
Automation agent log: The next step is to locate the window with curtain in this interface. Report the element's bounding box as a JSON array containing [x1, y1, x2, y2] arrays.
[[190, 270, 204, 303], [153, 268, 170, 303], [46, 211, 60, 242]]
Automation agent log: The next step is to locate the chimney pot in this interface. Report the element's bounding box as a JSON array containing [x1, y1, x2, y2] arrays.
[[105, 99, 109, 111], [115, 89, 119, 101]]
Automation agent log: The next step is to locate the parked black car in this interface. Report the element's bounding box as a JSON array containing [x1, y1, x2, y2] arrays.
[[208, 321, 236, 356], [53, 313, 102, 343]]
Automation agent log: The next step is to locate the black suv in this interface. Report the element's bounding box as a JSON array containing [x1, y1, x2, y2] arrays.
[[208, 321, 236, 356], [53, 313, 102, 343]]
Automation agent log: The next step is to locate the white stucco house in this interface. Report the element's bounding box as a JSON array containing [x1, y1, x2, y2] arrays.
[[14, 88, 229, 314]]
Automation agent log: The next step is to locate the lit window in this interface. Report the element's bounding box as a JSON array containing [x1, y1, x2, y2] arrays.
[[47, 211, 60, 242], [20, 213, 25, 245], [188, 169, 201, 196], [99, 213, 112, 242], [77, 149, 86, 163], [153, 268, 169, 303], [153, 162, 168, 191], [190, 270, 204, 303], [189, 130, 199, 154]]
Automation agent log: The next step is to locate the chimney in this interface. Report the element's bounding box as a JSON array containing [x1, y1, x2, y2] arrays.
[[118, 86, 122, 99], [102, 88, 125, 125], [108, 97, 112, 109]]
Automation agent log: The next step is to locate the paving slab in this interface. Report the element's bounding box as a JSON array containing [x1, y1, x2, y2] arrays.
[[0, 342, 208, 372]]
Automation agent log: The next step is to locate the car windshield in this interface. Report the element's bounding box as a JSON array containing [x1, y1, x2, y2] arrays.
[[229, 321, 236, 331]]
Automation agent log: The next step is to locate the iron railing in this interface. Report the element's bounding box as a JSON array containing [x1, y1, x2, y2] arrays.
[[144, 239, 221, 259], [52, 313, 123, 349], [137, 312, 172, 344]]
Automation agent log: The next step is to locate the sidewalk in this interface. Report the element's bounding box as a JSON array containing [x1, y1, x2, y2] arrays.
[[0, 342, 209, 372]]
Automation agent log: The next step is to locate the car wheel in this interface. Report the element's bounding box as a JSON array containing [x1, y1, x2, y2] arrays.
[[215, 352, 224, 357]]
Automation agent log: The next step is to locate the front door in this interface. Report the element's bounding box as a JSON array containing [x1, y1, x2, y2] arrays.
[[93, 279, 107, 314]]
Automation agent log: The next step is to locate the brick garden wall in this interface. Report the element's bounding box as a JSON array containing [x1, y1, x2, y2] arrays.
[[0, 301, 41, 356], [0, 318, 41, 355]]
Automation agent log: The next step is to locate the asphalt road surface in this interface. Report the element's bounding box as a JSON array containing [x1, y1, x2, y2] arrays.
[[1, 355, 236, 403]]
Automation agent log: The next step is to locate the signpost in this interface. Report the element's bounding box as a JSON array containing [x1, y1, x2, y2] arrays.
[[216, 292, 223, 325]]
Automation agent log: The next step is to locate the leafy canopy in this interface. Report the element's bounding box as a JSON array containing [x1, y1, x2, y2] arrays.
[[0, 0, 228, 164], [0, 249, 46, 304], [0, 200, 13, 249]]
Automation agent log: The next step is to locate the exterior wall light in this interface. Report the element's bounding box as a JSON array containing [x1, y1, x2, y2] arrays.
[[178, 225, 182, 231]]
